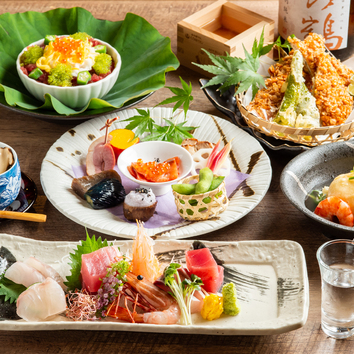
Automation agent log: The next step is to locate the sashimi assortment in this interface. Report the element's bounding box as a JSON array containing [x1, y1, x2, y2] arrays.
[[0, 225, 240, 325]]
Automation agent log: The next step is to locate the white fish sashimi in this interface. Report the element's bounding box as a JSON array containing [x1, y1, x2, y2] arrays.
[[16, 277, 67, 322], [5, 261, 46, 287], [24, 257, 66, 290]]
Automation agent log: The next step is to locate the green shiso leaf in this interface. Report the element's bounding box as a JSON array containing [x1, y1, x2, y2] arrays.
[[0, 275, 26, 304], [64, 230, 111, 291], [0, 8, 179, 116]]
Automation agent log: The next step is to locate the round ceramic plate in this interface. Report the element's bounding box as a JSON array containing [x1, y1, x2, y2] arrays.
[[40, 107, 272, 239]]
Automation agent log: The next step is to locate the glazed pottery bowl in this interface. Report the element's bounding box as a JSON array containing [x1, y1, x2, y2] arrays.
[[0, 142, 21, 209], [16, 36, 121, 109], [280, 140, 354, 239], [117, 141, 193, 196]]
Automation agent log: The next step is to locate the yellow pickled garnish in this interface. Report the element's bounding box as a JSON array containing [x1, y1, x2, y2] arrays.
[[201, 294, 223, 321]]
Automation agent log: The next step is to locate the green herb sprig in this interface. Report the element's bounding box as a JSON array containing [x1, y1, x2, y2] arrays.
[[164, 263, 203, 326], [65, 230, 112, 291], [194, 29, 293, 98], [0, 274, 26, 304], [121, 77, 197, 144]]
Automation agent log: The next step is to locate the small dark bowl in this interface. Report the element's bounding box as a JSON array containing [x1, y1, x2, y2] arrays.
[[280, 140, 354, 239]]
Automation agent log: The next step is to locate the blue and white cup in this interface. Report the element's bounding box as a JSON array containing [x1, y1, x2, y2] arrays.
[[0, 142, 21, 209]]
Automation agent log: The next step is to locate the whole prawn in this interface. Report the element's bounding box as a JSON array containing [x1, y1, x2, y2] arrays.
[[315, 196, 354, 227], [107, 272, 180, 325]]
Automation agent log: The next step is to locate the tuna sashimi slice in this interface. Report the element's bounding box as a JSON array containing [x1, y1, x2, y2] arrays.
[[81, 246, 122, 293], [185, 248, 223, 293]]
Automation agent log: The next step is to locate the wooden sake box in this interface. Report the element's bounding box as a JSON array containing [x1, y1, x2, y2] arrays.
[[177, 0, 275, 77]]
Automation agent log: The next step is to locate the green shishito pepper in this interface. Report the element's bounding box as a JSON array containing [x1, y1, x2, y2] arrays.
[[94, 45, 107, 54], [77, 71, 91, 85], [28, 67, 43, 80]]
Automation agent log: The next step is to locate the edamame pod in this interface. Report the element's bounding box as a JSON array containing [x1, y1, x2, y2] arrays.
[[195, 167, 213, 194], [209, 176, 225, 191], [172, 184, 196, 195]]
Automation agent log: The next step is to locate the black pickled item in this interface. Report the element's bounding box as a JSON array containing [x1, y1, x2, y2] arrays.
[[84, 178, 126, 209], [0, 246, 20, 320], [72, 170, 122, 200], [137, 275, 144, 280]]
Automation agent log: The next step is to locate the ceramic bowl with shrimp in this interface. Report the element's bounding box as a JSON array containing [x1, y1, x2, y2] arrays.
[[117, 141, 193, 196], [280, 140, 354, 239]]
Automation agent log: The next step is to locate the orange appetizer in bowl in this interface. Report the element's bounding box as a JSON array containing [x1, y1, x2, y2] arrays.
[[117, 141, 193, 196]]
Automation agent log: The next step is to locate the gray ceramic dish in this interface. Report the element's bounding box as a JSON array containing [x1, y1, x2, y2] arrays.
[[280, 140, 354, 239]]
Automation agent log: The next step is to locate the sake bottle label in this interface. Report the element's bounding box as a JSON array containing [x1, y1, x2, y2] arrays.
[[279, 0, 351, 50]]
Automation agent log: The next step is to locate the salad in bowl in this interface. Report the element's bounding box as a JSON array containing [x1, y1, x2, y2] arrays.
[[16, 32, 121, 109]]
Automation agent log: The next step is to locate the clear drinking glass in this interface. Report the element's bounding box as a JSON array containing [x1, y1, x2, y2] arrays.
[[317, 239, 354, 339]]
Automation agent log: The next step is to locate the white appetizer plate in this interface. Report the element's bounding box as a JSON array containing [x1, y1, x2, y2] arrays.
[[0, 234, 309, 334], [40, 107, 272, 239]]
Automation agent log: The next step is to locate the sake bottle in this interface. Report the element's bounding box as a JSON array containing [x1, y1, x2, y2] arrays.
[[278, 0, 354, 61]]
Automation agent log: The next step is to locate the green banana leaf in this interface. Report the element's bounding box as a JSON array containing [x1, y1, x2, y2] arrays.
[[0, 8, 179, 116]]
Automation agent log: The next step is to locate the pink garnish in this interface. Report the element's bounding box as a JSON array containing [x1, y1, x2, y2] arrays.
[[206, 139, 233, 174], [66, 290, 99, 321]]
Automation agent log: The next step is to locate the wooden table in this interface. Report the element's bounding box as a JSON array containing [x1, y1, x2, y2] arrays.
[[1, 1, 352, 353]]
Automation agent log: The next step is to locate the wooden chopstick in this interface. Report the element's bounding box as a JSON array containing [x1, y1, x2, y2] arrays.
[[0, 211, 47, 222]]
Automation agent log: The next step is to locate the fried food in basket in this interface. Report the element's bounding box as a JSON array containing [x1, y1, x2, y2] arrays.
[[247, 33, 354, 127]]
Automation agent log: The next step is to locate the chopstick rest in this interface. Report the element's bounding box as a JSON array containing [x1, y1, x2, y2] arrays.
[[0, 211, 47, 222]]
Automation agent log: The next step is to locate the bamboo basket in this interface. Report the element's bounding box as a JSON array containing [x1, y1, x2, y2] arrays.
[[172, 175, 229, 221], [236, 93, 354, 147]]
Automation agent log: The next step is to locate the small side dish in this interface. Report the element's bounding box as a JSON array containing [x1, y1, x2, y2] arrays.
[[310, 168, 354, 227], [16, 32, 121, 108], [19, 32, 115, 87]]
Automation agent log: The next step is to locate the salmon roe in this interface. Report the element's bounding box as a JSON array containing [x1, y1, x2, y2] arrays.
[[51, 37, 85, 64], [129, 157, 180, 182], [135, 159, 170, 179]]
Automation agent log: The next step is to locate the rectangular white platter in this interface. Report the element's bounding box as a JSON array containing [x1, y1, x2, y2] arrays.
[[0, 234, 309, 335]]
